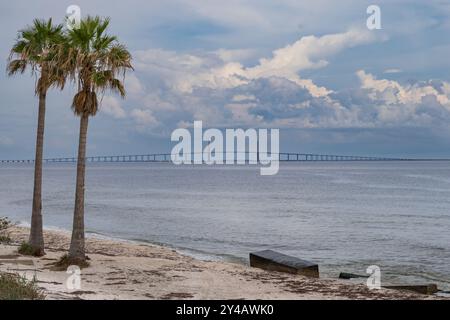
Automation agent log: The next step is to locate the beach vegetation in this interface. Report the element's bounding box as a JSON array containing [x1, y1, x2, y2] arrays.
[[0, 272, 45, 300], [0, 217, 13, 244], [18, 242, 42, 257]]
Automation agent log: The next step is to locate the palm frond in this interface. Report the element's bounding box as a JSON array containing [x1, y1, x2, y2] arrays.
[[65, 16, 133, 116], [109, 78, 126, 97], [72, 90, 98, 116], [7, 59, 27, 76], [7, 18, 66, 93]]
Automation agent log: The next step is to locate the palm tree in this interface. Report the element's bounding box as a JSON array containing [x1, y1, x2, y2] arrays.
[[7, 19, 65, 256], [64, 16, 132, 264]]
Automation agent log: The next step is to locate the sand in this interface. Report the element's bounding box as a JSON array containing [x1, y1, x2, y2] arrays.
[[0, 226, 440, 300]]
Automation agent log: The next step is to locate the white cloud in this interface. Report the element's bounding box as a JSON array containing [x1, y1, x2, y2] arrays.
[[125, 74, 145, 96], [131, 109, 158, 126], [245, 29, 375, 81], [215, 48, 257, 63], [101, 96, 127, 119], [232, 94, 256, 102], [135, 29, 377, 99], [383, 68, 402, 74], [225, 102, 263, 125], [128, 30, 450, 131], [220, 29, 376, 97], [357, 70, 450, 106]]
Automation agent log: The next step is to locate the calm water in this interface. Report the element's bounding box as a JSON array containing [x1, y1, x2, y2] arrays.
[[1, 162, 449, 290]]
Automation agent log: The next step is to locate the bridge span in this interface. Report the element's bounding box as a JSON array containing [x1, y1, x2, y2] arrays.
[[0, 152, 440, 164]]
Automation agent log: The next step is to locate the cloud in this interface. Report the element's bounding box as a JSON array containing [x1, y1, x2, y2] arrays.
[[214, 48, 257, 63], [101, 96, 127, 119], [357, 70, 450, 107], [128, 28, 450, 132], [330, 71, 450, 127], [131, 109, 158, 126], [383, 68, 402, 74], [229, 77, 361, 128], [134, 29, 376, 97], [125, 74, 145, 96], [244, 29, 375, 84]]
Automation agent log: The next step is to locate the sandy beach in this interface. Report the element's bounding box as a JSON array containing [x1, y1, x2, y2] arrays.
[[0, 226, 442, 300]]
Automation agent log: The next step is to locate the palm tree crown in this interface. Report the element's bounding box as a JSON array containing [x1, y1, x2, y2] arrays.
[[8, 18, 66, 94], [64, 16, 133, 116]]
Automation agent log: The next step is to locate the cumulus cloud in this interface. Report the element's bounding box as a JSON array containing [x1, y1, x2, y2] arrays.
[[134, 29, 376, 97], [244, 30, 374, 86], [358, 70, 450, 106], [131, 109, 158, 126], [125, 74, 145, 96], [214, 48, 257, 63], [127, 29, 450, 132], [101, 96, 127, 119], [355, 70, 450, 126]]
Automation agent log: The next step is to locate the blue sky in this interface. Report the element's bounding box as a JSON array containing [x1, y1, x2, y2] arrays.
[[1, 0, 450, 159]]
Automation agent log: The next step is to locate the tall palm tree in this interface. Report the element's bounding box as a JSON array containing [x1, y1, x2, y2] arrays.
[[64, 16, 132, 264], [7, 19, 65, 256]]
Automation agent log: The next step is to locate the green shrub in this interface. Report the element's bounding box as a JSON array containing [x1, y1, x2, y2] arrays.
[[0, 217, 12, 244], [18, 242, 41, 256], [0, 234, 10, 244], [0, 272, 45, 300]]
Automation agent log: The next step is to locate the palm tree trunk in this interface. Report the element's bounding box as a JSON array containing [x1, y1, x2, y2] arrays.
[[29, 90, 47, 256], [69, 114, 89, 263]]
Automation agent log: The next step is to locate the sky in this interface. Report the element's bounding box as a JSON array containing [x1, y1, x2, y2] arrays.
[[1, 0, 450, 159]]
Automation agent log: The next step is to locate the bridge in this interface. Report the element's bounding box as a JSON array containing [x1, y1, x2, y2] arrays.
[[0, 152, 442, 164]]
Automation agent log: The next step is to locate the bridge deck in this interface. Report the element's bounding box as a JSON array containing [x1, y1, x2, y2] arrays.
[[0, 153, 444, 164]]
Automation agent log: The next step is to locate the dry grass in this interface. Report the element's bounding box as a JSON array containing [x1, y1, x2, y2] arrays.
[[0, 272, 45, 300], [0, 217, 12, 244]]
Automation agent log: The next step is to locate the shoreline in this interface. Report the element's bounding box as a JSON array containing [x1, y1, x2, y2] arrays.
[[16, 222, 450, 290], [0, 226, 443, 300], [16, 222, 241, 265]]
